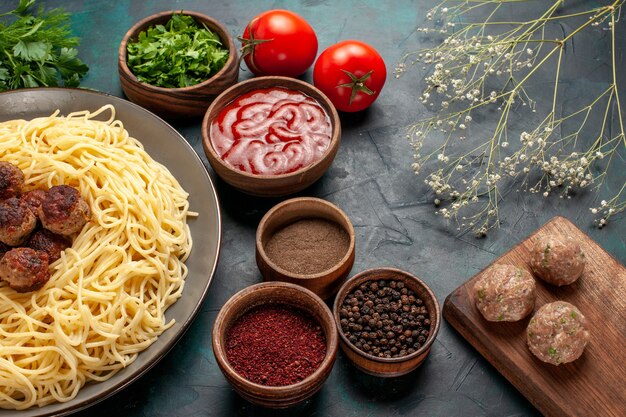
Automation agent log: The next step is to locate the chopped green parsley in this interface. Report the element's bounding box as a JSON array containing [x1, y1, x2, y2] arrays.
[[126, 13, 229, 88]]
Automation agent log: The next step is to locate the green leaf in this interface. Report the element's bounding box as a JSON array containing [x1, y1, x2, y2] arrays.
[[63, 72, 80, 88], [13, 40, 48, 61], [19, 19, 43, 38], [14, 0, 36, 15], [0, 2, 88, 90], [56, 47, 88, 78], [20, 73, 38, 87]]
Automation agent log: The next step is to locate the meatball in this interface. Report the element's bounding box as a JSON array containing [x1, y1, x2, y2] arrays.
[[0, 161, 24, 200], [20, 189, 47, 216], [529, 236, 585, 286], [39, 185, 90, 236], [26, 229, 71, 263], [527, 301, 590, 365], [0, 247, 50, 292], [474, 264, 536, 322], [0, 197, 37, 246], [0, 242, 9, 260]]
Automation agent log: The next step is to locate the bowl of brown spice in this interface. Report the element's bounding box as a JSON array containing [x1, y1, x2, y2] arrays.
[[333, 267, 441, 377], [256, 197, 356, 299], [212, 281, 338, 408]]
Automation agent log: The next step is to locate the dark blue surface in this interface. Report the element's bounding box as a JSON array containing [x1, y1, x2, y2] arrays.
[[3, 1, 624, 416]]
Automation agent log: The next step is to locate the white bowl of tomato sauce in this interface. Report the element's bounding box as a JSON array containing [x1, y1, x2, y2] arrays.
[[201, 76, 341, 197]]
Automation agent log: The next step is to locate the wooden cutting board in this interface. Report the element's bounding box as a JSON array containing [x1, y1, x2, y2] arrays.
[[443, 216, 626, 417]]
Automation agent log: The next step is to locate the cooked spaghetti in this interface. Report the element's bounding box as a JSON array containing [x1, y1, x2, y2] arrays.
[[0, 105, 193, 409]]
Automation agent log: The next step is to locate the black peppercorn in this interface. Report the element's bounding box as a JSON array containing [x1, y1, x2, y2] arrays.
[[340, 279, 431, 360]]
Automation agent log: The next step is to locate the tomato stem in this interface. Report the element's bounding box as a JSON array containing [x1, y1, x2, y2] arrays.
[[337, 69, 375, 105]]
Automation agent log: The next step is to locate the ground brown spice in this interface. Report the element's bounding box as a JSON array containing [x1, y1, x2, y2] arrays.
[[265, 217, 349, 275]]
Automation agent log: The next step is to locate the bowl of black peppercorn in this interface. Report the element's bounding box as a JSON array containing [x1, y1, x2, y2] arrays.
[[333, 267, 441, 377]]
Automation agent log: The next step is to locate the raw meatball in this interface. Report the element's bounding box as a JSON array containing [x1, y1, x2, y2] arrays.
[[474, 264, 536, 322], [0, 247, 50, 292], [26, 229, 71, 263], [39, 185, 90, 236], [0, 197, 37, 246], [527, 301, 590, 365], [0, 161, 24, 200], [20, 189, 47, 216], [529, 236, 585, 286]]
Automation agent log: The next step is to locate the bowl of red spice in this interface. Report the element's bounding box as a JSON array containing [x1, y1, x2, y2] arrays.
[[256, 197, 356, 299], [333, 267, 441, 377], [212, 281, 338, 408], [201, 76, 341, 197], [118, 10, 239, 120]]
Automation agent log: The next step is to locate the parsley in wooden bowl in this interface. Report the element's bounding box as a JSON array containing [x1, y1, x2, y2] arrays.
[[118, 11, 238, 120]]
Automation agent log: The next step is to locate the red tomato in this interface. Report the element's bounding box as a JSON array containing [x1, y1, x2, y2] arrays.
[[313, 40, 386, 112], [240, 10, 318, 77]]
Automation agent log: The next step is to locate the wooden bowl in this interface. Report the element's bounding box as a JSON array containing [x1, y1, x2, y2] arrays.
[[333, 268, 441, 377], [118, 11, 239, 120], [201, 76, 341, 197], [212, 281, 338, 408], [256, 197, 355, 299]]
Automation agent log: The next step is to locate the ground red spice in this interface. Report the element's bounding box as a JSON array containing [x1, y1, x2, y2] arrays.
[[225, 304, 327, 386]]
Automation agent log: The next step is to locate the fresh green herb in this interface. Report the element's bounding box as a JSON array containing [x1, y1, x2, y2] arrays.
[[571, 311, 577, 319], [126, 13, 229, 88], [477, 289, 485, 299], [497, 314, 504, 321], [0, 0, 88, 91], [542, 243, 551, 267], [548, 347, 558, 357]]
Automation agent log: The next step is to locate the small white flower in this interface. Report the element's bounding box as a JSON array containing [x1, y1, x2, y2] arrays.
[[441, 7, 448, 13], [526, 48, 534, 55], [501, 142, 509, 148], [590, 208, 598, 214], [543, 191, 549, 197], [459, 123, 466, 130], [600, 218, 606, 225], [434, 198, 441, 205], [595, 151, 604, 159], [601, 200, 607, 207]]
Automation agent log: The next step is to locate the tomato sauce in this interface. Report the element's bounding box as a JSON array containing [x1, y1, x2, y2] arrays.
[[209, 87, 332, 175]]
